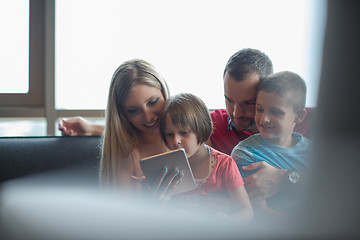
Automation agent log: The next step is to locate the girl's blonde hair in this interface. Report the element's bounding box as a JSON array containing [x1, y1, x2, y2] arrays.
[[100, 59, 169, 188]]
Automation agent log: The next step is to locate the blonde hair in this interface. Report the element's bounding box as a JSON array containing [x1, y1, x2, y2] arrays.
[[100, 59, 169, 188]]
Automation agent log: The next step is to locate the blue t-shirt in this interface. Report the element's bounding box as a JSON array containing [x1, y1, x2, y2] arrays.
[[231, 132, 312, 178]]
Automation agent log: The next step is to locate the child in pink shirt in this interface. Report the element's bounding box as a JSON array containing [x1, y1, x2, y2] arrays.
[[159, 93, 253, 221]]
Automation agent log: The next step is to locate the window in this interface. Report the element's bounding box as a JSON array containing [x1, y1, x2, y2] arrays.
[[0, 0, 326, 136], [0, 0, 44, 109], [0, 0, 29, 94], [55, 0, 325, 111], [0, 118, 46, 136]]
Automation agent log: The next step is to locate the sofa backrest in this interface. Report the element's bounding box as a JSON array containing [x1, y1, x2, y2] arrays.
[[0, 136, 102, 183]]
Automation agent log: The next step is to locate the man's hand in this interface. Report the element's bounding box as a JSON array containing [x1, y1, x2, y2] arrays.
[[58, 117, 104, 136], [242, 161, 288, 199]]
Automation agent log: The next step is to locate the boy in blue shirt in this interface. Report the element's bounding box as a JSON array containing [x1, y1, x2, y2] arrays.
[[231, 71, 311, 219]]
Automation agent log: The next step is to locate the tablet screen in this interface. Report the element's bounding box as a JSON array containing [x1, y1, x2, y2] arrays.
[[139, 149, 196, 195]]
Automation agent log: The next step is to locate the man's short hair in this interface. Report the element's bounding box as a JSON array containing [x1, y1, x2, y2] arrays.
[[259, 71, 307, 111], [224, 48, 274, 81]]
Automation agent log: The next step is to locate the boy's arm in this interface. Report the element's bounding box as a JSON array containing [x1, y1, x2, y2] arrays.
[[231, 145, 257, 178]]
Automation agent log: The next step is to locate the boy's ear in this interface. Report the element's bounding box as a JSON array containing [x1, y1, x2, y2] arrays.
[[295, 108, 306, 124]]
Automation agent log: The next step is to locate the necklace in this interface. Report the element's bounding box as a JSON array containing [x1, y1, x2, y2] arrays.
[[195, 145, 216, 188]]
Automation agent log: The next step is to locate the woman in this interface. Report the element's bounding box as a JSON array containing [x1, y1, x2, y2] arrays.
[[97, 59, 181, 197]]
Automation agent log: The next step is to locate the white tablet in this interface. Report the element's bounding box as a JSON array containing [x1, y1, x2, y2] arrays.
[[139, 149, 196, 195]]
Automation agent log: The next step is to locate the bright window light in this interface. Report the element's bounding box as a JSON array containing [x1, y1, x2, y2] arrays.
[[0, 0, 29, 93], [0, 118, 46, 136], [55, 0, 326, 110]]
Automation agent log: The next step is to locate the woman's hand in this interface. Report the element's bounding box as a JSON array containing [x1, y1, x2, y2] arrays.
[[153, 168, 184, 202], [134, 168, 184, 202]]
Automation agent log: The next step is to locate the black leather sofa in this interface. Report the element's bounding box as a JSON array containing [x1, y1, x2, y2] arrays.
[[0, 136, 102, 185]]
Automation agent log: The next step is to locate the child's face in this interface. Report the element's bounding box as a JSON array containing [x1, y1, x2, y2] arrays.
[[255, 90, 298, 146], [162, 115, 200, 158]]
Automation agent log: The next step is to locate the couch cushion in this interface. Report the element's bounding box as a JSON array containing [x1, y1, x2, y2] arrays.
[[0, 136, 102, 183]]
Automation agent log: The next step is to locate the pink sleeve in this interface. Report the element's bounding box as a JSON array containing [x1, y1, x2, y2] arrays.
[[221, 155, 244, 192]]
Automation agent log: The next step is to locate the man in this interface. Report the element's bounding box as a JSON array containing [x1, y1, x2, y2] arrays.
[[207, 48, 314, 202]]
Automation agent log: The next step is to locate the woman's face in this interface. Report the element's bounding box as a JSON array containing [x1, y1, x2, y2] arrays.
[[122, 83, 165, 135]]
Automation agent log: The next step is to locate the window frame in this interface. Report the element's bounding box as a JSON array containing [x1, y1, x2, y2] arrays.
[[0, 0, 44, 111], [0, 0, 104, 135]]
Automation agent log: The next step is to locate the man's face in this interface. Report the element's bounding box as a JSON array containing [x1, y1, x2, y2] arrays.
[[223, 72, 260, 132]]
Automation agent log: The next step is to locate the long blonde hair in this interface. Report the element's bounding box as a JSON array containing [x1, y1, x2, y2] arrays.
[[100, 59, 169, 188]]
